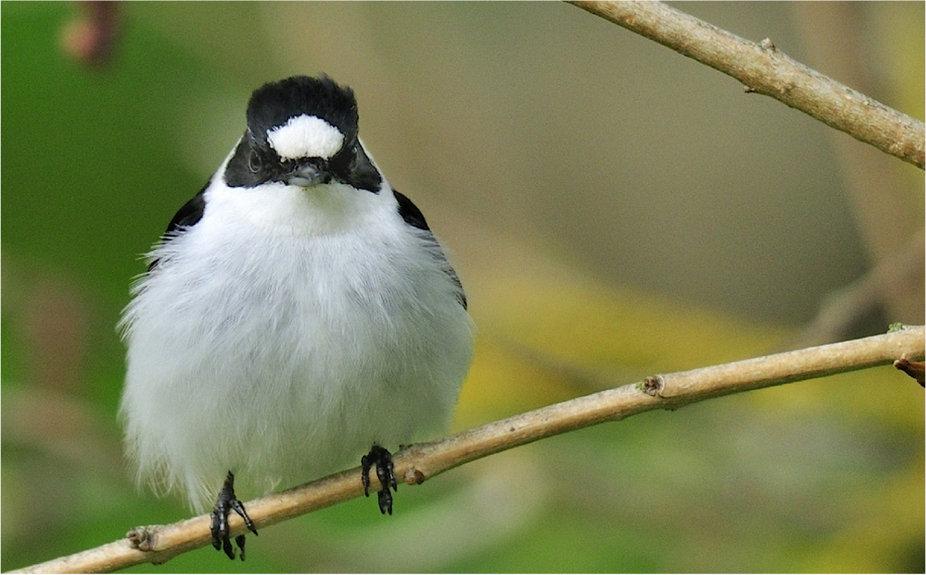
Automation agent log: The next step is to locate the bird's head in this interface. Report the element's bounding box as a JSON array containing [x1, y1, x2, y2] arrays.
[[224, 75, 381, 192]]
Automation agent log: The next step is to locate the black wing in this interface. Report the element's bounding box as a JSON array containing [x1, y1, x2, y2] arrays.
[[147, 181, 208, 271], [394, 190, 467, 309]]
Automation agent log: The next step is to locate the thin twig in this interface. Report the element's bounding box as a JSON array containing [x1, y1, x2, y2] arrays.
[[568, 1, 925, 169], [12, 326, 924, 574], [789, 2, 924, 323], [894, 356, 925, 386], [790, 229, 925, 349], [60, 1, 120, 68]]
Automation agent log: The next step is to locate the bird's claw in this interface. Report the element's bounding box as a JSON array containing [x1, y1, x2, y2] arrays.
[[361, 445, 398, 515], [210, 471, 258, 561]]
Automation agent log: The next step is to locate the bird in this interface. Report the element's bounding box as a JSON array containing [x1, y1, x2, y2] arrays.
[[119, 75, 474, 560]]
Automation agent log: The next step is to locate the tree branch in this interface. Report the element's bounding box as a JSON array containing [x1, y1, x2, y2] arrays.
[[12, 326, 924, 573], [568, 1, 925, 169]]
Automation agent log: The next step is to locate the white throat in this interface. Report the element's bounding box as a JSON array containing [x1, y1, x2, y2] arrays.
[[209, 142, 391, 237]]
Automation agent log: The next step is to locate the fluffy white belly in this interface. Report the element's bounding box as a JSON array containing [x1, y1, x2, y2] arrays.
[[121, 183, 473, 511]]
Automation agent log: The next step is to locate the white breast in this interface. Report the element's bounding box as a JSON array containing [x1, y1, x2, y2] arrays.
[[120, 174, 473, 511]]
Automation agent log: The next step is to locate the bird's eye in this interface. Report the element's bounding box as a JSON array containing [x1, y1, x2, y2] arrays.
[[247, 150, 262, 174]]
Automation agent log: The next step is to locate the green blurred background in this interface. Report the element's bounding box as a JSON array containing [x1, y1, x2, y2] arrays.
[[2, 2, 923, 572]]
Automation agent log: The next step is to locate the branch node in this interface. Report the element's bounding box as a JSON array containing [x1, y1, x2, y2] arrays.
[[893, 356, 925, 387], [759, 37, 777, 51], [642, 375, 663, 396], [404, 468, 427, 485], [779, 80, 796, 96], [126, 526, 158, 552]]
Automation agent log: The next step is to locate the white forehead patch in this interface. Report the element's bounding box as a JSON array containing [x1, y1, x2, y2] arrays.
[[266, 114, 344, 160]]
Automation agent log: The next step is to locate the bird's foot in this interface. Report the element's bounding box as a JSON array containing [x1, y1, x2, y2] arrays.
[[210, 471, 258, 560], [361, 444, 398, 515]]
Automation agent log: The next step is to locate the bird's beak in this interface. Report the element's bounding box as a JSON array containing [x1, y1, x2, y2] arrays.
[[287, 164, 330, 187]]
